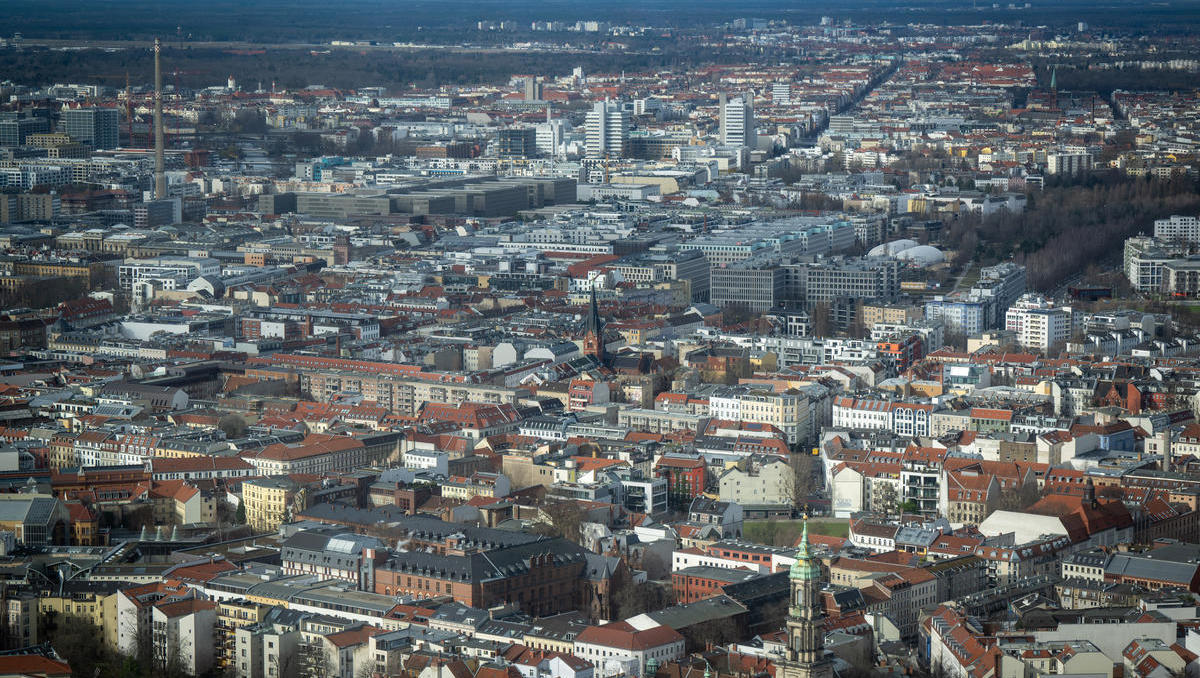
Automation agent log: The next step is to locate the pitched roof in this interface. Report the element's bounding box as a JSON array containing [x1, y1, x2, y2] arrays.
[[150, 456, 254, 473], [253, 433, 364, 461], [1026, 493, 1134, 536], [327, 625, 381, 649], [0, 655, 72, 677], [574, 620, 683, 650], [154, 598, 217, 618]]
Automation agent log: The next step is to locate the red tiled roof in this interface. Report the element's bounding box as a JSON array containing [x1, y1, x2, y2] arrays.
[[327, 625, 381, 649], [165, 559, 238, 582], [253, 433, 364, 461], [154, 598, 217, 618], [0, 655, 72, 677], [574, 621, 683, 650], [150, 456, 254, 473]]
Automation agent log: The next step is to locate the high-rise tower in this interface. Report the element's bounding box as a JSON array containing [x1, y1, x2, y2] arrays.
[[62, 107, 119, 150], [720, 92, 756, 148], [153, 37, 166, 200], [778, 520, 833, 678], [584, 101, 629, 159]]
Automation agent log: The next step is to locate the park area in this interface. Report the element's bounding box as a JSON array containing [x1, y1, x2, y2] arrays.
[[744, 518, 849, 547]]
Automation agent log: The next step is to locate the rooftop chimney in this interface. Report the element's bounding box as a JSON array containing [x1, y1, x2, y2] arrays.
[[153, 38, 166, 200]]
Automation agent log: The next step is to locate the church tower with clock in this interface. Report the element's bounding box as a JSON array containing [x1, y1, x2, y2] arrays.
[[779, 520, 833, 678]]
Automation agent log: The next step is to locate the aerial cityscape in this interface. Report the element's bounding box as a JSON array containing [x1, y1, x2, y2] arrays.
[[1, 1, 1200, 677]]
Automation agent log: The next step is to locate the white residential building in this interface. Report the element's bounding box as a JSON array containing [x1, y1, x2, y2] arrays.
[[234, 618, 303, 678], [718, 458, 794, 506], [1153, 214, 1200, 242], [573, 621, 684, 678], [1005, 294, 1074, 354], [151, 599, 217, 676], [832, 397, 933, 437]]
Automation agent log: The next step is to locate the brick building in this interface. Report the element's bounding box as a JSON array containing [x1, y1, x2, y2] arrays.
[[372, 537, 588, 616], [671, 565, 763, 604], [654, 455, 707, 507]]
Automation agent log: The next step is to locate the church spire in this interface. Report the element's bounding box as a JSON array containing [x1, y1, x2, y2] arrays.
[[586, 285, 602, 335], [781, 514, 832, 678], [790, 516, 820, 582], [583, 285, 605, 363]]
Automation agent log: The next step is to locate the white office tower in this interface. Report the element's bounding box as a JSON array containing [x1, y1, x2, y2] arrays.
[[720, 92, 755, 147], [585, 101, 629, 158], [536, 118, 566, 157], [772, 82, 792, 105]]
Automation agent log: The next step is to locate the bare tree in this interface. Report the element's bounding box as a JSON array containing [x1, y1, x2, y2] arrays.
[[995, 481, 1043, 513], [218, 414, 249, 439], [612, 580, 673, 621], [848, 306, 868, 340], [810, 302, 833, 337], [44, 614, 123, 678], [299, 638, 335, 678], [788, 453, 817, 509], [532, 501, 586, 544]]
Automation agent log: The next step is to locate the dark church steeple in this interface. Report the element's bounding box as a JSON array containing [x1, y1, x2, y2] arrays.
[[584, 286, 605, 363]]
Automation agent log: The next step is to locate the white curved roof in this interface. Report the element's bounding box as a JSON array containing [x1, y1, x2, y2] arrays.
[[867, 239, 919, 257], [895, 245, 946, 265]]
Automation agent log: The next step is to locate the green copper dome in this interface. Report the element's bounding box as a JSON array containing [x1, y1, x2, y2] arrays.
[[790, 520, 821, 581]]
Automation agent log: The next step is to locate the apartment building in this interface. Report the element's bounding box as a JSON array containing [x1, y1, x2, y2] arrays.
[[710, 386, 806, 445], [1005, 294, 1074, 353], [1124, 236, 1188, 293], [832, 397, 934, 437], [241, 434, 369, 476], [260, 368, 525, 416], [241, 477, 309, 533], [1154, 214, 1200, 242]]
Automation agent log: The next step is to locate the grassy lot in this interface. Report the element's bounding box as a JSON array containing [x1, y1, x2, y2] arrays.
[[954, 262, 981, 292], [744, 518, 849, 547]]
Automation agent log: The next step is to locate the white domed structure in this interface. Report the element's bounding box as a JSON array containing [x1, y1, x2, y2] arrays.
[[867, 239, 918, 258], [895, 245, 946, 265]]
